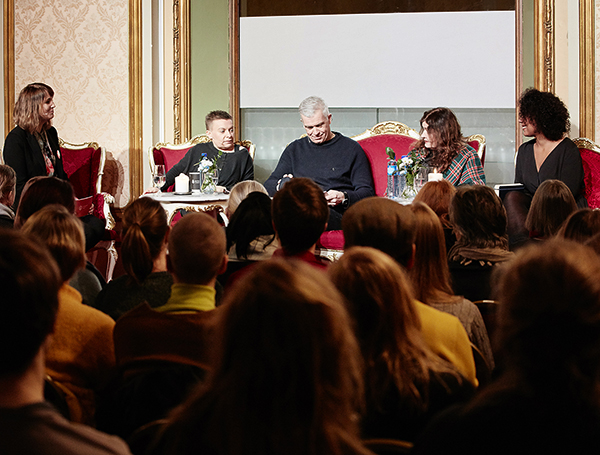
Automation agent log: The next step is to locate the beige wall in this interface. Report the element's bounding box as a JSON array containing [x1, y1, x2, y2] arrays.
[[14, 0, 130, 205]]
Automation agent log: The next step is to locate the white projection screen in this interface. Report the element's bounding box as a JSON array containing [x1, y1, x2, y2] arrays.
[[240, 11, 515, 109]]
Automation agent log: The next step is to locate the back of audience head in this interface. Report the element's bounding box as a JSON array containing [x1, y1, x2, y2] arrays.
[[225, 180, 268, 218], [0, 165, 16, 208], [413, 179, 456, 229], [168, 212, 227, 285], [343, 196, 415, 267], [557, 208, 600, 243], [14, 176, 75, 228], [165, 258, 365, 455], [121, 197, 169, 284], [226, 192, 274, 259], [449, 185, 508, 249], [330, 246, 459, 408], [271, 177, 328, 255], [21, 205, 85, 284], [525, 179, 577, 238], [497, 239, 600, 396], [410, 202, 454, 303], [0, 230, 61, 378]]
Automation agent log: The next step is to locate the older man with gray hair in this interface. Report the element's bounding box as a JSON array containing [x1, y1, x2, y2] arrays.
[[264, 96, 374, 230]]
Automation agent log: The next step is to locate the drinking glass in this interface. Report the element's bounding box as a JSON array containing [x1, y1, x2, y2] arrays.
[[153, 165, 166, 191], [414, 166, 428, 192]]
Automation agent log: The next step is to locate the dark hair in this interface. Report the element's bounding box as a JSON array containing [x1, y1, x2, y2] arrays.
[[413, 179, 456, 230], [557, 208, 600, 243], [0, 230, 61, 377], [205, 110, 232, 130], [409, 202, 455, 304], [13, 82, 54, 133], [497, 239, 600, 401], [272, 178, 328, 255], [162, 259, 368, 455], [449, 185, 508, 249], [122, 197, 169, 284], [413, 107, 467, 173], [21, 205, 86, 282], [525, 179, 577, 238], [330, 247, 461, 412], [14, 177, 75, 228], [168, 212, 226, 285], [226, 192, 275, 259], [518, 88, 570, 141], [0, 164, 16, 205], [343, 196, 415, 267]]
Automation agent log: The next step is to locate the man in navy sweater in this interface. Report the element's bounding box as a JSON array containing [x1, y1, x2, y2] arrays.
[[264, 96, 375, 230]]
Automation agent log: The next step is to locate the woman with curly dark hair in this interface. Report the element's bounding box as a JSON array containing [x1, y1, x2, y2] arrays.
[[412, 108, 485, 186], [506, 88, 586, 248]]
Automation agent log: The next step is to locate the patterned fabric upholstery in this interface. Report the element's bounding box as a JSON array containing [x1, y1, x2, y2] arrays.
[[574, 138, 600, 209]]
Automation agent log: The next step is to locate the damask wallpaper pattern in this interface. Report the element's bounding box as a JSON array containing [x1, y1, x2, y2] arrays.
[[15, 0, 130, 205]]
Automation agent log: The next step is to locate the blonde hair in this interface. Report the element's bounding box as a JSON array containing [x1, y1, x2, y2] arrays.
[[13, 83, 54, 133], [225, 180, 268, 217], [21, 205, 85, 282]]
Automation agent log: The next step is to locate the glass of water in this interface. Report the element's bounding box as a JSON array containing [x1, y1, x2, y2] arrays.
[[153, 164, 166, 191]]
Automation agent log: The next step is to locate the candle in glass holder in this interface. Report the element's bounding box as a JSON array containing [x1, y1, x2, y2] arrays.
[[428, 168, 443, 182], [175, 173, 189, 193]]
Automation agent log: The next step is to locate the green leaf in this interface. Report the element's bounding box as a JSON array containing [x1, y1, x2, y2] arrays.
[[386, 147, 396, 160]]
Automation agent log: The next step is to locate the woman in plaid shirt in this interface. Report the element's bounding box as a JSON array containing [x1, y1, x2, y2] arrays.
[[413, 108, 486, 186]]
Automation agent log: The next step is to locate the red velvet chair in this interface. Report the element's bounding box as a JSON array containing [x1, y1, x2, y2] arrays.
[[467, 134, 486, 166], [149, 135, 256, 192], [352, 121, 421, 197], [59, 139, 118, 281], [573, 137, 600, 209]]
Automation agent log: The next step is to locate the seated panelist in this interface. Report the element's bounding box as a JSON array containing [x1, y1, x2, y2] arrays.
[[158, 110, 254, 193], [264, 96, 375, 230]]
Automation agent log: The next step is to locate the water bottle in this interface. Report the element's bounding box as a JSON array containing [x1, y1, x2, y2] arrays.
[[387, 161, 399, 199]]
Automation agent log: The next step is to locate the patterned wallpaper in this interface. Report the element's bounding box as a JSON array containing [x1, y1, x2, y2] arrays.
[[15, 0, 130, 206]]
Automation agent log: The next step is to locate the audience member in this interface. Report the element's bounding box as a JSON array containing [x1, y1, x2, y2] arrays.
[[264, 96, 374, 230], [0, 164, 16, 228], [14, 176, 105, 306], [224, 180, 267, 218], [330, 247, 474, 442], [410, 202, 493, 369], [109, 213, 228, 437], [412, 107, 485, 186], [271, 177, 330, 269], [150, 259, 372, 455], [506, 88, 586, 248], [525, 179, 577, 240], [414, 179, 457, 252], [342, 197, 476, 385], [21, 206, 116, 425], [227, 192, 278, 261], [0, 230, 130, 455], [160, 111, 253, 193], [95, 197, 173, 321], [557, 208, 600, 243], [414, 240, 600, 454], [448, 185, 514, 302]]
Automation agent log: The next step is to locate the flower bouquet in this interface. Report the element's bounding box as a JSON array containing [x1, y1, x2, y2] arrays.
[[195, 150, 223, 193], [386, 147, 426, 199]]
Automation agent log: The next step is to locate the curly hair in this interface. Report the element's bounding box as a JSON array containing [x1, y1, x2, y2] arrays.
[[413, 108, 468, 173], [518, 88, 570, 141]]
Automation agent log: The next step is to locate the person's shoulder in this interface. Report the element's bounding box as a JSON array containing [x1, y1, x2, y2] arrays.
[[4, 125, 28, 143], [414, 299, 463, 327]]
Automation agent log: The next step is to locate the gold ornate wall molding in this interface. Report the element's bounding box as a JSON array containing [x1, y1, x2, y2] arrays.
[[173, 0, 191, 143], [579, 0, 595, 141], [535, 0, 555, 92], [229, 0, 241, 136], [129, 0, 143, 199], [3, 0, 14, 134]]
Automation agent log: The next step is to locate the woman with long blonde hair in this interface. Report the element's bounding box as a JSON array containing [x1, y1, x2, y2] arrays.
[[330, 246, 474, 442]]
